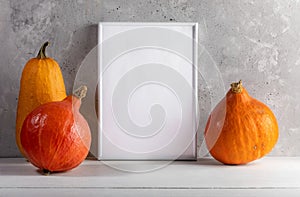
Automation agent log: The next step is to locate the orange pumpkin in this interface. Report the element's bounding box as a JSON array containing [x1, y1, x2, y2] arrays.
[[204, 80, 279, 165], [16, 42, 66, 157], [20, 86, 91, 174]]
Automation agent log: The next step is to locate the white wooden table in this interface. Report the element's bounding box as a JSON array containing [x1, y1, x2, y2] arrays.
[[1, 157, 300, 196]]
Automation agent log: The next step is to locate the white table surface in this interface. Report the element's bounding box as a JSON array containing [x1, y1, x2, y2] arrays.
[[1, 157, 300, 196]]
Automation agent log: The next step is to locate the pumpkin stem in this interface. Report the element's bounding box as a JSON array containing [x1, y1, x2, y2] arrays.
[[231, 80, 243, 93], [74, 85, 88, 100], [37, 42, 49, 59], [42, 169, 51, 176]]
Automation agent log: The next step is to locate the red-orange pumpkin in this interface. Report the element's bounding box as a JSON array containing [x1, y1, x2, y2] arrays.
[[204, 80, 279, 165], [20, 86, 91, 174]]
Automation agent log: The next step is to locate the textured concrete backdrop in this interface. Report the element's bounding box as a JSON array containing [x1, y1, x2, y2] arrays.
[[1, 0, 300, 157]]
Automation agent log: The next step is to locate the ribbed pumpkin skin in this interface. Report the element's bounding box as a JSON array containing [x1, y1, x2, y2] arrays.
[[204, 83, 279, 165], [16, 43, 66, 157], [20, 95, 91, 173]]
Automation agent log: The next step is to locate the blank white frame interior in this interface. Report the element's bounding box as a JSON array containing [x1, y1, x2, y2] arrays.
[[97, 22, 198, 160]]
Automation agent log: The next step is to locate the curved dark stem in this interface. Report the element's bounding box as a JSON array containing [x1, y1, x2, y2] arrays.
[[37, 42, 49, 59]]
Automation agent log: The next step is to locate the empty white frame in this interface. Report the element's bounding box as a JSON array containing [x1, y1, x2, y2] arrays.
[[98, 22, 198, 160]]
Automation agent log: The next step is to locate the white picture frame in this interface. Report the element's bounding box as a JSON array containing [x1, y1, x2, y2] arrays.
[[96, 22, 198, 160]]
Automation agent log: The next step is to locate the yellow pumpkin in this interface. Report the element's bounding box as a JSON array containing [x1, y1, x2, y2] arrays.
[[16, 42, 66, 157]]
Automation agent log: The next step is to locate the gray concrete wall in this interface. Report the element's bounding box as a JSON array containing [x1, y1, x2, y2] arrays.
[[1, 0, 300, 157]]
